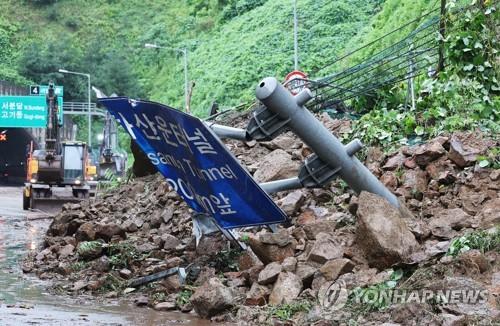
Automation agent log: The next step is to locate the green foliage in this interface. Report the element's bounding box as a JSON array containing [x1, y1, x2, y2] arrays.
[[268, 300, 312, 321], [107, 241, 142, 269], [176, 288, 193, 306], [210, 248, 242, 272], [447, 227, 500, 257], [350, 2, 499, 148], [70, 261, 89, 272], [348, 269, 404, 311], [77, 241, 103, 258]]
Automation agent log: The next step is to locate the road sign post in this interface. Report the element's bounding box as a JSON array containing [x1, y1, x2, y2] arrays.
[[99, 97, 288, 229]]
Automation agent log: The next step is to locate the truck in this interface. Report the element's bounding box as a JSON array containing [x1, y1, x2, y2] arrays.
[[23, 83, 91, 211]]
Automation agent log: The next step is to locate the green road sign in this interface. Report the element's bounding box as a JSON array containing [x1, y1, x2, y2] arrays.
[[30, 85, 64, 96], [0, 96, 63, 128]]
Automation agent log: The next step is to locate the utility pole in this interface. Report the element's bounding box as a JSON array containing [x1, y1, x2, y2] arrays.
[[293, 0, 298, 70], [437, 0, 446, 73]]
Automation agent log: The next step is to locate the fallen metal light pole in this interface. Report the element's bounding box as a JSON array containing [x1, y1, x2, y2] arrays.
[[255, 77, 400, 208]]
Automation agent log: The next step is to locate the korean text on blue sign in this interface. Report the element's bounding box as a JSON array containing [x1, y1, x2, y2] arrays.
[[99, 97, 287, 229], [0, 96, 63, 128]]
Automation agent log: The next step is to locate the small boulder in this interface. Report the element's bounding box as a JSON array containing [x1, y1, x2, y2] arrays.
[[307, 232, 344, 264], [245, 283, 271, 306], [278, 190, 305, 215], [474, 198, 500, 229], [58, 244, 75, 259], [191, 278, 235, 318], [356, 192, 419, 269], [162, 234, 181, 251], [268, 272, 303, 305], [75, 222, 96, 242], [282, 257, 297, 272], [448, 132, 491, 167], [253, 149, 300, 182], [429, 208, 472, 239], [154, 301, 176, 311], [257, 262, 282, 285], [248, 233, 295, 264], [382, 153, 406, 170], [93, 255, 111, 273], [95, 223, 126, 242], [413, 140, 446, 166], [319, 258, 355, 281]]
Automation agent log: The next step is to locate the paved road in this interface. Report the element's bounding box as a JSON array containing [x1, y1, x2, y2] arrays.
[[0, 186, 209, 326]]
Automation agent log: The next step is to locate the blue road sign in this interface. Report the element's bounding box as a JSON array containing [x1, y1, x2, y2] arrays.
[[99, 97, 287, 229]]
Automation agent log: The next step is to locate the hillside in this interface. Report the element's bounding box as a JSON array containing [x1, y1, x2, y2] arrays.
[[1, 0, 381, 114]]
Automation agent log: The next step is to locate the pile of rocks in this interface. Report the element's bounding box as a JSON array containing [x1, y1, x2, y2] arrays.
[[24, 113, 499, 324]]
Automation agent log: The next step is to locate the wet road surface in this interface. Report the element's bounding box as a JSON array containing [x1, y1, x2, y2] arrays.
[[0, 185, 210, 326]]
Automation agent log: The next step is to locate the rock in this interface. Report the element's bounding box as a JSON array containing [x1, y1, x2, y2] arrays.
[[190, 278, 235, 318], [307, 232, 344, 264], [413, 140, 446, 166], [382, 153, 406, 170], [356, 191, 419, 269], [429, 208, 472, 239], [72, 280, 87, 291], [259, 229, 292, 247], [238, 250, 263, 271], [248, 234, 295, 264], [162, 234, 181, 251], [278, 190, 305, 215], [135, 296, 149, 307], [154, 301, 176, 311], [162, 206, 175, 224], [401, 168, 428, 200], [296, 209, 317, 225], [257, 262, 282, 285], [269, 272, 303, 305], [425, 158, 456, 184], [319, 258, 355, 281], [474, 198, 500, 229], [93, 255, 111, 273], [119, 268, 132, 279], [58, 244, 75, 259], [490, 169, 500, 181], [245, 283, 271, 306], [75, 222, 96, 242], [282, 257, 297, 272], [253, 149, 300, 183], [448, 132, 491, 167], [295, 262, 317, 283], [95, 223, 126, 242], [302, 220, 337, 240], [380, 171, 399, 190], [458, 249, 489, 273]]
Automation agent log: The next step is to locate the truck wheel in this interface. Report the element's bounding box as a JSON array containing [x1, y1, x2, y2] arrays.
[[23, 191, 30, 210]]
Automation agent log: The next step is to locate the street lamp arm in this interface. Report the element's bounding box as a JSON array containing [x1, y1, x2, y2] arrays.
[[58, 69, 90, 78]]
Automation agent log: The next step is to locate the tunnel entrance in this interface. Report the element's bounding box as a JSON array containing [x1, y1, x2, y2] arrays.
[[0, 128, 37, 185]]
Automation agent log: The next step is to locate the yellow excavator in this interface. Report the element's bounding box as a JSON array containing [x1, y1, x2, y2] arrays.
[[23, 83, 91, 211]]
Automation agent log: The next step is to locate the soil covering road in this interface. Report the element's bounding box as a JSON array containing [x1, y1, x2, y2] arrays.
[[22, 113, 500, 324], [0, 186, 209, 326]]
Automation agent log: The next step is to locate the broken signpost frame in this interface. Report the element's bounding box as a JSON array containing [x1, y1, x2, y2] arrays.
[[98, 97, 288, 229], [253, 77, 400, 207]]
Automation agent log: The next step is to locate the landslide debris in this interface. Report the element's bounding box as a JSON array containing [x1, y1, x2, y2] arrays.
[[24, 113, 499, 324]]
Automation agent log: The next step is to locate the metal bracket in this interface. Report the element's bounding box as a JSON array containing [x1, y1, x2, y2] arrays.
[[299, 154, 341, 188], [246, 104, 290, 141]]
